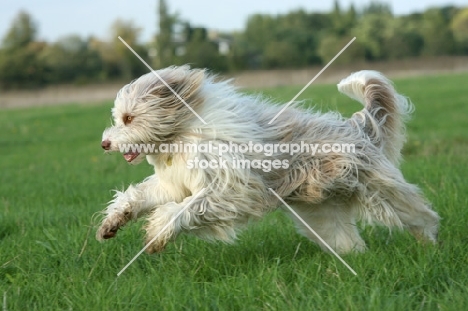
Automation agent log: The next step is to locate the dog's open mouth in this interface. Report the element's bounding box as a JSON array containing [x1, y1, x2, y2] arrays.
[[123, 152, 140, 163]]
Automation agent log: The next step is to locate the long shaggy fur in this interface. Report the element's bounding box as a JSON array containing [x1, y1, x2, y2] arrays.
[[96, 66, 439, 254]]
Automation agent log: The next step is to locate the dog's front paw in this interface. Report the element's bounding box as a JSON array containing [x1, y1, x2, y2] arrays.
[[96, 204, 132, 241], [96, 218, 122, 240]]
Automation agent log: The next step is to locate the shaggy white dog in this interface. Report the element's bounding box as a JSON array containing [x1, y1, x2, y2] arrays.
[[97, 66, 439, 254]]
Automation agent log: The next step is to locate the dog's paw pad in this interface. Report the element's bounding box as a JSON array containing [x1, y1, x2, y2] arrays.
[[96, 217, 125, 241], [101, 226, 119, 239]]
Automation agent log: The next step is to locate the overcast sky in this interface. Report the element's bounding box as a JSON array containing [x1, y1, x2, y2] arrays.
[[1, 0, 466, 42]]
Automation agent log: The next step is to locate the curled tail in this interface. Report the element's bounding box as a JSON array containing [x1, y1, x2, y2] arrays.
[[337, 70, 413, 166]]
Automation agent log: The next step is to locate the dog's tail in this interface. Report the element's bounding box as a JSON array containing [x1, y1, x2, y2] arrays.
[[337, 70, 413, 165]]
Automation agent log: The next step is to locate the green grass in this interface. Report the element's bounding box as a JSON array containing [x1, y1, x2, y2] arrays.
[[1, 72, 468, 310]]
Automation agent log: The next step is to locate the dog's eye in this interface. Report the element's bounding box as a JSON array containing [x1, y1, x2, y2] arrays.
[[123, 115, 133, 125]]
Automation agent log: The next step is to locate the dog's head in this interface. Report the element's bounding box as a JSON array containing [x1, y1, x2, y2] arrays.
[[101, 65, 205, 164]]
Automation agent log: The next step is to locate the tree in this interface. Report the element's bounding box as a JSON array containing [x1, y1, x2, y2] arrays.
[[2, 11, 37, 49], [318, 35, 366, 64], [0, 11, 46, 88], [263, 41, 302, 68], [352, 12, 393, 60], [109, 19, 147, 79], [420, 8, 456, 56], [362, 1, 392, 15], [0, 42, 47, 89], [175, 25, 228, 72], [276, 10, 324, 66], [243, 14, 277, 68], [241, 11, 329, 69], [227, 32, 258, 70], [39, 35, 103, 84], [155, 0, 176, 67], [330, 3, 358, 37], [451, 8, 468, 53]]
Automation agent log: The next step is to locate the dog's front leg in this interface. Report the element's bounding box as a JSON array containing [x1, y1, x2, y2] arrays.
[[143, 191, 215, 253], [96, 175, 178, 240], [144, 186, 272, 253]]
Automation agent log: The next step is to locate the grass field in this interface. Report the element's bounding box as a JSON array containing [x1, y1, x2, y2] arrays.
[[1, 72, 467, 310]]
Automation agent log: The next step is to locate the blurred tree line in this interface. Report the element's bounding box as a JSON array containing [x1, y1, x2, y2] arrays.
[[1, 1, 467, 89], [0, 12, 148, 89]]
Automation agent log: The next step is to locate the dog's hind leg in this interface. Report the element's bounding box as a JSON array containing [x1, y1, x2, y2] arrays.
[[287, 200, 366, 254], [358, 168, 440, 244]]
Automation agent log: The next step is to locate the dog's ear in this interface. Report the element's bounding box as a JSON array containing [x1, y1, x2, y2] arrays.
[[145, 67, 205, 102]]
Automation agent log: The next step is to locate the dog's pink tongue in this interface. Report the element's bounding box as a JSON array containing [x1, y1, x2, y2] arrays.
[[123, 152, 139, 162]]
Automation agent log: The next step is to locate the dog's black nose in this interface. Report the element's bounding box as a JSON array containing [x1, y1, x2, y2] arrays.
[[101, 140, 111, 150]]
